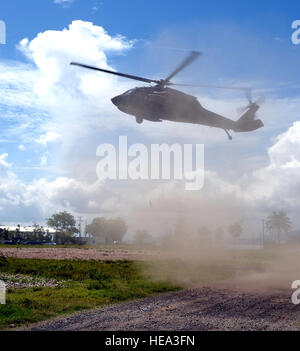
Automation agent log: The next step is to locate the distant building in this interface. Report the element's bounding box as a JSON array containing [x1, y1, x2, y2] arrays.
[[0, 225, 56, 241], [0, 226, 56, 234]]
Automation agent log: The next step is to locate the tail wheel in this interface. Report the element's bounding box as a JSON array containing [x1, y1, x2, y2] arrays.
[[224, 129, 233, 140], [136, 117, 143, 124]]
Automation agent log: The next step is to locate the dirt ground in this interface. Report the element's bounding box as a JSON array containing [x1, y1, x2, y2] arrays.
[[23, 287, 300, 331], [4, 246, 300, 331], [0, 247, 158, 261]]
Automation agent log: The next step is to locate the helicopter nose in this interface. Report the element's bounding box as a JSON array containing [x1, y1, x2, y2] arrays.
[[111, 95, 122, 106]]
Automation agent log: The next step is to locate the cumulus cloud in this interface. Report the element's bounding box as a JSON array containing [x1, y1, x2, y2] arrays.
[[123, 121, 300, 236], [246, 122, 300, 213], [0, 152, 122, 223], [16, 20, 135, 175], [0, 121, 300, 229], [18, 20, 133, 116], [35, 132, 61, 145]]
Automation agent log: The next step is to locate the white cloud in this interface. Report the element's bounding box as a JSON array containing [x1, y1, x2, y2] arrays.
[[35, 132, 61, 145], [0, 152, 120, 223], [11, 23, 139, 197], [0, 120, 300, 229], [0, 60, 49, 145], [0, 153, 12, 178], [17, 20, 134, 159], [40, 152, 49, 167], [245, 122, 300, 212], [54, 0, 74, 6], [0, 21, 137, 224], [0, 61, 40, 109], [123, 121, 300, 235]]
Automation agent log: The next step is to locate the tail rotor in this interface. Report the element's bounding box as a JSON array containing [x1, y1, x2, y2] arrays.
[[237, 89, 265, 115]]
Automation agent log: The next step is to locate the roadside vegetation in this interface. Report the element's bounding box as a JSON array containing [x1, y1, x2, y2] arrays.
[[0, 256, 181, 329], [0, 208, 296, 330], [0, 244, 298, 330]]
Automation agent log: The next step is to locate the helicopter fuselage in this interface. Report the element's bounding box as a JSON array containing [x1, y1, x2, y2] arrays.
[[112, 86, 241, 131]]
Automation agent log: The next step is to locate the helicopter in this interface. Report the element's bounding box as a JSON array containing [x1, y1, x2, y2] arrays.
[[70, 51, 264, 140]]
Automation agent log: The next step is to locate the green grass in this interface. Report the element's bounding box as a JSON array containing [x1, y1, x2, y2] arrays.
[[0, 247, 285, 329], [0, 257, 181, 329]]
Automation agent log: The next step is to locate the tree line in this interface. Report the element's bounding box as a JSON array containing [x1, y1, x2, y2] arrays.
[[0, 210, 293, 246], [47, 212, 128, 244], [0, 211, 128, 245], [0, 224, 52, 243], [131, 211, 293, 247]]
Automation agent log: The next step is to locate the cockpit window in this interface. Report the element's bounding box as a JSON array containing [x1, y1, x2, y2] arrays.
[[123, 89, 135, 96]]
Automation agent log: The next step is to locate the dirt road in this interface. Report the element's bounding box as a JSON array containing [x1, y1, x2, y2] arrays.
[[24, 287, 300, 331], [0, 247, 158, 261]]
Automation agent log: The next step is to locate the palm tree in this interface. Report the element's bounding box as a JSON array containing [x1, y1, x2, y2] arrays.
[[266, 211, 292, 244]]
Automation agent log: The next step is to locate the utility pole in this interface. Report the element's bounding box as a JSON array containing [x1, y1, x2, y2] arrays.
[[262, 219, 265, 249], [77, 216, 83, 238], [84, 219, 87, 238]]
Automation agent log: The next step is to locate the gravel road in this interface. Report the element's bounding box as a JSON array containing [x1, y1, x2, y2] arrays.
[[23, 287, 300, 331], [0, 247, 158, 261]]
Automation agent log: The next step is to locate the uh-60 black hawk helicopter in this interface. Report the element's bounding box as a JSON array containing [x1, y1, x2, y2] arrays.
[[70, 51, 264, 140]]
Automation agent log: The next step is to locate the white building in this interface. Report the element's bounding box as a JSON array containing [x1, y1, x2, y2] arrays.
[[0, 225, 56, 239]]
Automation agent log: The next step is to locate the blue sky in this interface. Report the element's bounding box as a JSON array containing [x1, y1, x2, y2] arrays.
[[0, 0, 299, 44], [0, 0, 299, 231], [1, 0, 299, 91]]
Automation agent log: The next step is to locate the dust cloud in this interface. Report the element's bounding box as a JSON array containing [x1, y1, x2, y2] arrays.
[[126, 190, 300, 294], [143, 234, 300, 294]]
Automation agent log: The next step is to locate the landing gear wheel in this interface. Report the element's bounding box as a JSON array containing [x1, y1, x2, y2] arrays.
[[136, 117, 143, 124], [224, 129, 233, 140]]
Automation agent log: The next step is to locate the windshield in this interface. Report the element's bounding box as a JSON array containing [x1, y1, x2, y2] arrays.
[[123, 89, 135, 96]]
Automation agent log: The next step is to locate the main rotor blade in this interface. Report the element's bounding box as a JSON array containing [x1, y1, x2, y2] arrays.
[[164, 51, 202, 83], [70, 62, 161, 84], [171, 82, 251, 93]]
